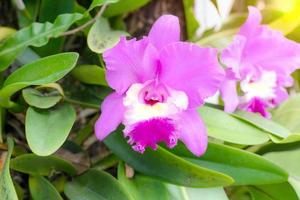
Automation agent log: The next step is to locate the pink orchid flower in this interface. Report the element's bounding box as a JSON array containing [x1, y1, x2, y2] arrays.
[[94, 15, 224, 156], [221, 7, 300, 118]]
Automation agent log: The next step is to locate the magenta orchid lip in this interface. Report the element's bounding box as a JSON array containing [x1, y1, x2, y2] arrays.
[[95, 15, 224, 156], [220, 6, 300, 118]]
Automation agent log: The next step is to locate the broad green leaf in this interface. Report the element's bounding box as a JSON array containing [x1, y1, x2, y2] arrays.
[[118, 162, 229, 200], [16, 0, 40, 27], [0, 138, 18, 200], [289, 176, 300, 199], [273, 94, 300, 131], [118, 162, 170, 200], [104, 131, 234, 187], [87, 18, 127, 54], [0, 13, 82, 70], [272, 94, 300, 143], [29, 176, 63, 200], [0, 52, 78, 108], [22, 88, 62, 109], [167, 184, 228, 200], [36, 0, 75, 56], [64, 169, 132, 200], [39, 0, 75, 22], [170, 142, 288, 185], [199, 106, 269, 145], [263, 143, 300, 179], [103, 0, 150, 17], [71, 65, 107, 86], [88, 0, 119, 12], [10, 154, 76, 176], [26, 103, 76, 156], [248, 182, 298, 200], [233, 110, 290, 139]]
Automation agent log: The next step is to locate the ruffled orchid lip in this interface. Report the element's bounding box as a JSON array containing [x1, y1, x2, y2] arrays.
[[125, 118, 178, 153]]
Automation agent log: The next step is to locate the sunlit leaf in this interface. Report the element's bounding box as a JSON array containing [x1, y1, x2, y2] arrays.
[[87, 18, 127, 54], [199, 106, 269, 145]]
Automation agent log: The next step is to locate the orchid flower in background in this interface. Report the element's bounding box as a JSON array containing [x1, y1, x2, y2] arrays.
[[95, 15, 224, 156], [194, 0, 234, 36], [220, 6, 300, 118]]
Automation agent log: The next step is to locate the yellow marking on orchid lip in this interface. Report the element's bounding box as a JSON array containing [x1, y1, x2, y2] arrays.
[[269, 1, 300, 35]]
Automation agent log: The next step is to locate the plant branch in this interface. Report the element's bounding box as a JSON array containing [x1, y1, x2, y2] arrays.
[[61, 4, 108, 37]]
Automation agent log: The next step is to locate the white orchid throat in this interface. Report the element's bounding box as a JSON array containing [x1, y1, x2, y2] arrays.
[[240, 70, 277, 102], [123, 82, 188, 126]]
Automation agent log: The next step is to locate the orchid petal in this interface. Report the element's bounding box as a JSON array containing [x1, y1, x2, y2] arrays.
[[239, 6, 262, 37], [220, 78, 239, 113], [159, 42, 224, 108], [95, 93, 125, 140], [148, 15, 180, 50], [103, 37, 158, 94], [177, 110, 208, 156]]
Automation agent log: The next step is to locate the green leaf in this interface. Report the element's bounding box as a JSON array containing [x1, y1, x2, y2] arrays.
[[104, 131, 234, 187], [118, 162, 170, 200], [118, 162, 229, 200], [0, 13, 82, 70], [71, 65, 107, 86], [249, 182, 298, 200], [0, 52, 78, 108], [29, 176, 63, 200], [22, 88, 62, 109], [87, 18, 127, 54], [166, 184, 228, 200], [272, 94, 300, 143], [10, 154, 77, 176], [289, 176, 300, 199], [263, 143, 300, 179], [183, 0, 199, 40], [103, 0, 150, 17], [233, 110, 291, 139], [64, 169, 133, 200], [0, 138, 18, 200], [88, 0, 119, 12], [26, 103, 76, 156], [39, 0, 75, 22], [170, 142, 288, 185], [16, 0, 40, 27], [199, 106, 269, 145]]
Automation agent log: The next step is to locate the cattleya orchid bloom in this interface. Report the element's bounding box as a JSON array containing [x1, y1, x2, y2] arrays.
[[95, 15, 224, 156], [221, 7, 300, 118]]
